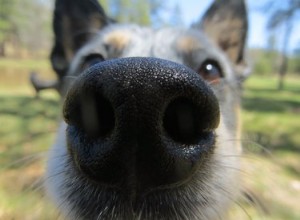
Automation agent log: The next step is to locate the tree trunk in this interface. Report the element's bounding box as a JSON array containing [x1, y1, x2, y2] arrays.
[[278, 54, 288, 90], [0, 41, 5, 57], [277, 19, 293, 90]]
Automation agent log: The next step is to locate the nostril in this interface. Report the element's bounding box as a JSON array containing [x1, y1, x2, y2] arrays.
[[163, 97, 213, 144], [64, 90, 115, 139]]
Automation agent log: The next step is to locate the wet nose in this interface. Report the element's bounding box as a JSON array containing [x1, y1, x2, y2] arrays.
[[63, 57, 220, 193]]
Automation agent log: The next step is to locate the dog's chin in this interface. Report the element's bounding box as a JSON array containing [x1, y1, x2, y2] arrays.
[[45, 120, 240, 220], [46, 165, 227, 220], [47, 168, 211, 220]]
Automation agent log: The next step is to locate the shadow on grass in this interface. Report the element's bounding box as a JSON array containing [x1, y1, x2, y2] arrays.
[[0, 94, 60, 167], [0, 95, 59, 120], [242, 86, 300, 154], [244, 132, 300, 153], [247, 86, 300, 95], [243, 97, 300, 113], [242, 86, 300, 113]]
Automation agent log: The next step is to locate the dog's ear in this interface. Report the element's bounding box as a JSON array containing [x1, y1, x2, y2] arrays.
[[51, 0, 111, 79], [197, 0, 249, 76]]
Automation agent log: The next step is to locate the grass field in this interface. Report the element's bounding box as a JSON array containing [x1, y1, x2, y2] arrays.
[[0, 59, 299, 219], [240, 75, 300, 219]]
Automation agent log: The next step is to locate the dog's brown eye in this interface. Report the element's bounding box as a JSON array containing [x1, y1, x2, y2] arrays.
[[81, 54, 105, 70], [198, 60, 222, 84]]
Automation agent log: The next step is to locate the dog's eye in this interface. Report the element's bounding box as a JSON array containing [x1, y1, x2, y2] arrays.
[[81, 54, 105, 70], [198, 60, 222, 84]]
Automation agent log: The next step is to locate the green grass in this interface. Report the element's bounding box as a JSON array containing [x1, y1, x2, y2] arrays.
[[0, 59, 299, 219], [242, 75, 300, 153], [0, 58, 60, 218], [0, 90, 60, 219], [0, 58, 50, 69], [239, 74, 300, 220]]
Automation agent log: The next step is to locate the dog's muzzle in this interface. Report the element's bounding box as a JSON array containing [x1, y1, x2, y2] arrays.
[[63, 57, 220, 196]]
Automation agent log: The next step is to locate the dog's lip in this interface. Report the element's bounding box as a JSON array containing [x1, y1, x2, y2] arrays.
[[71, 145, 196, 192], [64, 162, 209, 218], [72, 163, 194, 205]]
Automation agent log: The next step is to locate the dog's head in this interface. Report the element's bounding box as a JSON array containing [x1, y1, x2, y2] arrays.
[[46, 0, 249, 219]]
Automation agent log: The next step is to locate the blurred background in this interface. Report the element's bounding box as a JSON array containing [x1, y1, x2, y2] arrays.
[[0, 0, 299, 219]]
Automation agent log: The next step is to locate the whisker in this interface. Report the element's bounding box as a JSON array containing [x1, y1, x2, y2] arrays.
[[242, 140, 273, 156], [22, 176, 45, 193], [213, 183, 253, 220], [56, 190, 74, 220], [43, 170, 69, 184], [212, 162, 251, 177], [64, 75, 78, 80], [240, 188, 270, 215], [0, 152, 47, 171], [24, 170, 68, 196], [218, 137, 274, 157]]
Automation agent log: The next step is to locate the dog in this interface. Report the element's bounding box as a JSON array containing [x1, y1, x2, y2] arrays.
[[32, 0, 250, 219]]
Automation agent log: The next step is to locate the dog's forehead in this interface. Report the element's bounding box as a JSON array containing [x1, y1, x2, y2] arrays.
[[70, 24, 234, 80], [89, 24, 218, 59]]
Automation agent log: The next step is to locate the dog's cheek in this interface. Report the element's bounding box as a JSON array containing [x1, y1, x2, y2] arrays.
[[45, 122, 73, 216], [212, 118, 242, 212]]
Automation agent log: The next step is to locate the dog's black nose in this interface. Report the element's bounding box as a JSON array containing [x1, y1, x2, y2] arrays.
[[63, 57, 220, 194]]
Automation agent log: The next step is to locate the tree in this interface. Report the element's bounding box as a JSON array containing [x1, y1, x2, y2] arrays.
[[264, 0, 300, 90], [0, 0, 16, 56], [99, 0, 167, 26], [0, 0, 52, 57], [168, 4, 184, 27], [289, 47, 300, 74]]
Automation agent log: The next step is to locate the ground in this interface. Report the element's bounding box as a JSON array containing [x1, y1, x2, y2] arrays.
[[0, 58, 299, 219]]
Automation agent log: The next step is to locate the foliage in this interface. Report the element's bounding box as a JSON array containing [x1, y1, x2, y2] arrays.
[[0, 0, 15, 41], [262, 0, 300, 89], [250, 48, 300, 75], [0, 0, 185, 57], [99, 0, 169, 26], [265, 0, 300, 30], [250, 49, 278, 75], [0, 0, 53, 56], [288, 54, 300, 74]]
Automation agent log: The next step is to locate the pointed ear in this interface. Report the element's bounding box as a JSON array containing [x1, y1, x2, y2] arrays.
[[51, 0, 111, 79], [199, 0, 248, 69]]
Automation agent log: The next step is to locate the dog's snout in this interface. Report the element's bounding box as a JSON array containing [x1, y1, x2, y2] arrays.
[[63, 57, 220, 194]]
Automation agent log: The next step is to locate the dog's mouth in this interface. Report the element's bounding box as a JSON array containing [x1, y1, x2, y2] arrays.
[[62, 57, 220, 202], [59, 160, 215, 220]]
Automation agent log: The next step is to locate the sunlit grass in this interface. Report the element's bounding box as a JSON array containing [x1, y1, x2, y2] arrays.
[[0, 58, 54, 89], [0, 58, 50, 69], [240, 74, 300, 220], [242, 75, 300, 152]]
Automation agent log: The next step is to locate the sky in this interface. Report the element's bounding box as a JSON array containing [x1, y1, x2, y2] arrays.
[[166, 0, 300, 53]]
